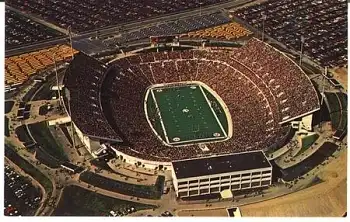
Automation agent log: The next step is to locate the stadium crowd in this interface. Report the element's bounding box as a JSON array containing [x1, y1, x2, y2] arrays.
[[231, 38, 320, 121], [66, 38, 319, 161], [64, 53, 122, 141], [5, 8, 63, 49], [233, 0, 347, 67], [7, 0, 230, 33]]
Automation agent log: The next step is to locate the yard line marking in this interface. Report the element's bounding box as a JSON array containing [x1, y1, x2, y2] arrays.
[[151, 89, 170, 144], [199, 85, 227, 138]]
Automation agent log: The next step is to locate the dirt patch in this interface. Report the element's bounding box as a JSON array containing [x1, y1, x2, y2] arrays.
[[332, 67, 347, 90], [240, 150, 347, 217], [318, 171, 338, 180]]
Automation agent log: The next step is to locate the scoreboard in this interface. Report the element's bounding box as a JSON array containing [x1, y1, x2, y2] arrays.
[[150, 35, 179, 47]]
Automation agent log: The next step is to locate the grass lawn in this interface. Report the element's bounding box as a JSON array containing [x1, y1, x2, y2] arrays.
[[80, 171, 164, 199], [325, 92, 341, 113], [336, 92, 347, 110], [5, 116, 10, 137], [5, 100, 15, 114], [35, 147, 61, 168], [28, 121, 68, 161], [297, 134, 320, 156], [202, 87, 229, 132], [53, 185, 156, 216], [147, 83, 228, 145], [15, 125, 33, 143], [5, 144, 53, 194]]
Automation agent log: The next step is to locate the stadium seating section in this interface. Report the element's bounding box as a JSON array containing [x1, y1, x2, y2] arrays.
[[64, 53, 122, 142], [103, 13, 231, 46], [183, 22, 252, 40], [5, 45, 78, 87], [233, 0, 347, 67], [65, 38, 320, 162], [5, 9, 64, 49]]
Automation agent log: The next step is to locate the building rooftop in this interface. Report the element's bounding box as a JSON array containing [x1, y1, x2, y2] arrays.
[[172, 150, 271, 179]]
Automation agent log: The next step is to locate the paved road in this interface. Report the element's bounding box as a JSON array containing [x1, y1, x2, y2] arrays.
[[5, 0, 254, 57]]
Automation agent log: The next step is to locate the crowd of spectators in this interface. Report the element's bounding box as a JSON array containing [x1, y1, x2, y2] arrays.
[[233, 0, 347, 67], [5, 45, 78, 87], [7, 0, 230, 33], [231, 38, 320, 121], [5, 8, 63, 49], [64, 53, 122, 141], [68, 38, 319, 162], [103, 13, 231, 46]]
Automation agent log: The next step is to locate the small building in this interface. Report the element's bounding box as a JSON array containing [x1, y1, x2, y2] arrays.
[[171, 150, 272, 198], [60, 162, 82, 173]]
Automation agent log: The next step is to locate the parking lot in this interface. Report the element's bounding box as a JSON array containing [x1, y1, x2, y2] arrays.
[[7, 0, 230, 33], [234, 0, 347, 67], [4, 164, 42, 216], [5, 8, 63, 49]]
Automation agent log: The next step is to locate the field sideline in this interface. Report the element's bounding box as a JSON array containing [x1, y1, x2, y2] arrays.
[[146, 82, 230, 146]]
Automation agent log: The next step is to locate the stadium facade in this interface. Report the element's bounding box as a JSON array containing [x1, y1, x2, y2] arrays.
[[172, 151, 272, 197]]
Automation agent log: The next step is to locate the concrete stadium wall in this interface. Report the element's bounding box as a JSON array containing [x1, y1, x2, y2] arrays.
[[73, 122, 92, 154], [110, 146, 173, 170]]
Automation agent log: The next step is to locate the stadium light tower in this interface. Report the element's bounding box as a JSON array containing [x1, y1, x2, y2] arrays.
[[262, 14, 267, 42], [52, 53, 62, 109], [67, 25, 74, 60], [319, 66, 327, 132], [299, 35, 305, 66], [65, 89, 76, 152]]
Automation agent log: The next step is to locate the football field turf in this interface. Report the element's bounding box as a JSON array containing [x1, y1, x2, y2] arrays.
[[149, 84, 227, 145]]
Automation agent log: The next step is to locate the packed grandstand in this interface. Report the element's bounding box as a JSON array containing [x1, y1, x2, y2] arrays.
[[63, 37, 320, 163]]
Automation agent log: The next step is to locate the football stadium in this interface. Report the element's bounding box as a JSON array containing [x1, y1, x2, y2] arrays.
[[4, 0, 347, 215], [63, 37, 320, 167]]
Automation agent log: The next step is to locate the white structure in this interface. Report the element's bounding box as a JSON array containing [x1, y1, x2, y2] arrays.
[[172, 150, 272, 198], [226, 207, 242, 217]]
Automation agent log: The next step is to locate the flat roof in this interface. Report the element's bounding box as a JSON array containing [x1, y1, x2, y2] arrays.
[[172, 150, 271, 179]]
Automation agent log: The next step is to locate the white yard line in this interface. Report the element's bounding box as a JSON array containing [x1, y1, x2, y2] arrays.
[[199, 85, 227, 137], [151, 89, 170, 144]]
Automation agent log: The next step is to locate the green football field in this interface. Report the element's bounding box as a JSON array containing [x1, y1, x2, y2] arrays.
[[148, 84, 228, 145]]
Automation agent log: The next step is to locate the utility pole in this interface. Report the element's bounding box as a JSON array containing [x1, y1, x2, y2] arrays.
[[66, 25, 76, 151], [67, 25, 74, 60], [52, 53, 62, 109], [319, 66, 327, 132], [65, 89, 76, 152], [299, 35, 305, 66]]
